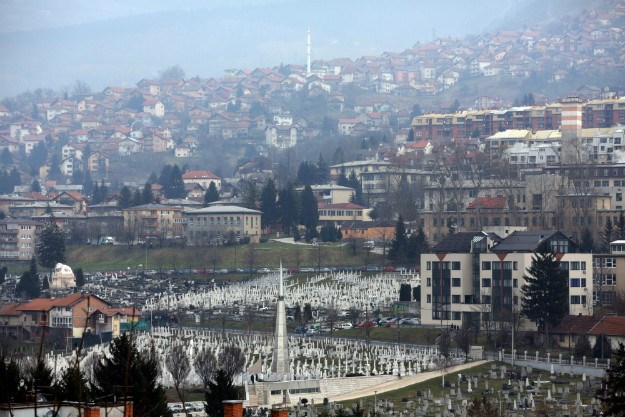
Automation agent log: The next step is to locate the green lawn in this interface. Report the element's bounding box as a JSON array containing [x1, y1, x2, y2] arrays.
[[61, 240, 385, 273]]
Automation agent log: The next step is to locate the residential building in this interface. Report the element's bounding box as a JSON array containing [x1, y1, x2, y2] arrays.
[[184, 205, 262, 245], [592, 240, 625, 306], [0, 293, 140, 341], [265, 124, 298, 148], [317, 203, 371, 227], [420, 230, 593, 329], [182, 170, 222, 191], [0, 218, 43, 261], [123, 204, 184, 240]]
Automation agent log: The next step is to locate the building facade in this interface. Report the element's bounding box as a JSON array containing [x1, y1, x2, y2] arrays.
[[184, 205, 262, 245], [420, 231, 593, 329]]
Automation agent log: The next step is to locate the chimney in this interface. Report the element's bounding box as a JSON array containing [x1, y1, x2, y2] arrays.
[[223, 400, 243, 417], [124, 401, 133, 417], [84, 407, 100, 417]]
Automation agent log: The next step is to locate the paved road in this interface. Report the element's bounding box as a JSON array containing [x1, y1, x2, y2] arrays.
[[331, 360, 491, 402]]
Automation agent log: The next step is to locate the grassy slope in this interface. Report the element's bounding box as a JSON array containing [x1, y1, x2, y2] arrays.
[[65, 240, 386, 272]]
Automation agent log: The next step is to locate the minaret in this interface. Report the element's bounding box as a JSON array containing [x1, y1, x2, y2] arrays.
[[306, 27, 312, 77], [271, 261, 289, 378]]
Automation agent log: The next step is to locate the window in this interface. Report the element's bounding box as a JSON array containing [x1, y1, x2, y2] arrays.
[[571, 278, 581, 287], [426, 294, 431, 303], [571, 261, 580, 270], [452, 261, 461, 270], [452, 278, 461, 287], [482, 278, 491, 287], [513, 279, 518, 288], [427, 278, 431, 287], [452, 295, 461, 303], [452, 312, 461, 320], [427, 261, 432, 270], [570, 295, 581, 304], [482, 261, 491, 270]]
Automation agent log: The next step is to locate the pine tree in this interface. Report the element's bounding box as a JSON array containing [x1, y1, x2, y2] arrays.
[[93, 334, 171, 417], [75, 267, 85, 288], [15, 271, 40, 298], [166, 164, 186, 199], [347, 170, 365, 205], [278, 185, 299, 236], [317, 154, 330, 184], [580, 227, 594, 252], [141, 182, 154, 205], [58, 365, 90, 402], [117, 185, 134, 209], [521, 243, 568, 345], [36, 216, 66, 279], [133, 189, 143, 207], [31, 179, 41, 193], [602, 342, 625, 414], [92, 181, 100, 204], [602, 217, 615, 252], [388, 215, 408, 262], [241, 180, 259, 209], [299, 185, 318, 239], [260, 179, 278, 230], [619, 211, 625, 240], [203, 181, 220, 206], [337, 166, 349, 186]]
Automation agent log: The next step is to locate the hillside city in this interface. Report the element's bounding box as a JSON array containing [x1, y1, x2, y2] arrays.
[[1, 0, 625, 416]]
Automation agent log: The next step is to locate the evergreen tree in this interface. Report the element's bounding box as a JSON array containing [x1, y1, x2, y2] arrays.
[[48, 154, 63, 182], [0, 148, 12, 166], [278, 185, 299, 236], [133, 189, 143, 207], [619, 211, 625, 240], [36, 216, 66, 279], [347, 170, 365, 205], [299, 185, 318, 239], [0, 356, 23, 403], [602, 217, 615, 252], [8, 167, 21, 191], [521, 243, 568, 345], [260, 179, 278, 230], [296, 161, 318, 185], [388, 216, 408, 262], [31, 179, 42, 193], [580, 227, 595, 252], [28, 358, 56, 400], [594, 333, 612, 359], [399, 283, 412, 301], [158, 165, 173, 189], [141, 182, 154, 205], [92, 334, 171, 417], [117, 185, 134, 209], [83, 170, 94, 197], [92, 181, 100, 204], [0, 266, 7, 284], [203, 181, 220, 206], [317, 154, 330, 184], [58, 365, 90, 402], [319, 223, 338, 242], [15, 271, 40, 298], [337, 166, 349, 186], [94, 180, 108, 204], [165, 164, 186, 199], [241, 180, 259, 209], [75, 267, 85, 288], [602, 342, 625, 415], [333, 147, 345, 164]]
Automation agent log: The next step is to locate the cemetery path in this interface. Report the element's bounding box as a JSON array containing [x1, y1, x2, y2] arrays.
[[331, 360, 491, 401]]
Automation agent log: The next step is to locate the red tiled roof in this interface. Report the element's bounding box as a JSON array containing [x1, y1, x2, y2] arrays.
[[182, 170, 220, 180], [467, 196, 507, 210], [0, 303, 23, 316]]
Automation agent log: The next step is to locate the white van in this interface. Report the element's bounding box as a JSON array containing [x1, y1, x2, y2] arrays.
[[99, 236, 115, 245]]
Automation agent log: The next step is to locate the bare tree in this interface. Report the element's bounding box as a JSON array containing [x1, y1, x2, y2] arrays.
[[244, 246, 256, 276], [194, 348, 217, 389], [454, 323, 472, 362], [219, 346, 245, 381], [206, 245, 223, 272], [166, 345, 191, 414], [325, 300, 339, 338]]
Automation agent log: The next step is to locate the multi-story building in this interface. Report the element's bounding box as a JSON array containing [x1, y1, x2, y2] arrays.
[[182, 170, 222, 191], [592, 240, 625, 307], [122, 203, 184, 240], [317, 203, 371, 227], [420, 230, 593, 329], [0, 218, 43, 261], [0, 293, 140, 341], [411, 97, 625, 141], [183, 205, 262, 245]]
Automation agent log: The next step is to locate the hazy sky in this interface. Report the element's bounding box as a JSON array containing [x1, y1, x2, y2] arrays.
[[0, 0, 520, 98]]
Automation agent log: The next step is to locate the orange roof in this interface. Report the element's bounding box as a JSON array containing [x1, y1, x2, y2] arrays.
[[554, 315, 625, 337], [0, 303, 23, 316], [17, 298, 56, 312], [467, 196, 507, 210], [182, 170, 220, 180], [318, 202, 367, 210]]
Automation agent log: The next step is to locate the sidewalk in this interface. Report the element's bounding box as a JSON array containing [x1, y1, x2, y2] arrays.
[[331, 360, 491, 402]]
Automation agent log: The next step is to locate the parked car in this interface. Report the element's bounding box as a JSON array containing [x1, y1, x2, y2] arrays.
[[257, 267, 271, 273], [306, 328, 319, 335], [357, 320, 377, 328], [337, 322, 353, 330], [295, 326, 308, 334], [383, 266, 396, 272], [399, 317, 421, 325], [378, 316, 397, 325], [384, 320, 398, 327]]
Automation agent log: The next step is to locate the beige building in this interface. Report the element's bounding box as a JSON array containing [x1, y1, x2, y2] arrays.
[[421, 231, 593, 329], [122, 203, 184, 240], [184, 205, 262, 245], [592, 240, 625, 306], [0, 218, 43, 261], [318, 203, 371, 227], [182, 170, 222, 191]]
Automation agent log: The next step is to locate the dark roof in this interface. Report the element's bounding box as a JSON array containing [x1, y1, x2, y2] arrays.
[[431, 231, 489, 253], [491, 230, 578, 253]]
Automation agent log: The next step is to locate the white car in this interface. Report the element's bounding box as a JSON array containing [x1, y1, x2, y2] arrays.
[[337, 322, 353, 330], [399, 317, 420, 325], [257, 268, 271, 273]]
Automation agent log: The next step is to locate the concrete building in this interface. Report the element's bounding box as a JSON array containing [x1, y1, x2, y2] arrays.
[[122, 203, 184, 240], [183, 205, 262, 245], [420, 230, 593, 329], [592, 240, 625, 306], [0, 218, 43, 261]]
